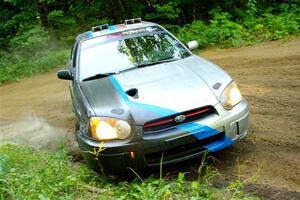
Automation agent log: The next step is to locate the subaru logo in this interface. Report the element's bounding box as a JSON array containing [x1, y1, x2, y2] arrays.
[[174, 115, 186, 123]]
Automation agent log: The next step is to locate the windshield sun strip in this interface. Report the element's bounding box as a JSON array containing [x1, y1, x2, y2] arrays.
[[81, 30, 166, 51]]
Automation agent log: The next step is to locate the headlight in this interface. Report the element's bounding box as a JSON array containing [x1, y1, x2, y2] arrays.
[[90, 117, 131, 140], [220, 82, 242, 110]]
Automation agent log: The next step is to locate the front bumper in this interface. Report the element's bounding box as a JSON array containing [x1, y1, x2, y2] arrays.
[[77, 99, 249, 174]]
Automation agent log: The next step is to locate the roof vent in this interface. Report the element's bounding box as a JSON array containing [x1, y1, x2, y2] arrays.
[[92, 24, 109, 32], [124, 18, 142, 25]]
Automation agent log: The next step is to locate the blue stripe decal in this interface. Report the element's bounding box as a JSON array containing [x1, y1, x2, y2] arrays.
[[178, 123, 220, 140], [109, 26, 116, 31], [204, 135, 234, 152], [109, 76, 234, 151], [85, 32, 93, 38], [96, 26, 116, 34], [84, 27, 115, 39], [109, 76, 175, 116]]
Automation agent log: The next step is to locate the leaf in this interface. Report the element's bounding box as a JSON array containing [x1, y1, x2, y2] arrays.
[[177, 172, 185, 184], [0, 155, 9, 176], [191, 181, 200, 190]]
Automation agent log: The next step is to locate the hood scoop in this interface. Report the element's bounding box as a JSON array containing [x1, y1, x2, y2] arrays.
[[126, 88, 139, 99]]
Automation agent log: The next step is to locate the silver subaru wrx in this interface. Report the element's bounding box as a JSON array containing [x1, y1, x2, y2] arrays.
[[57, 18, 249, 174]]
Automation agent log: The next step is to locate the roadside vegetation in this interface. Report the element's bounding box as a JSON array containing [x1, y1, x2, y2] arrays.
[[0, 145, 258, 200], [0, 0, 299, 83], [0, 26, 68, 83]]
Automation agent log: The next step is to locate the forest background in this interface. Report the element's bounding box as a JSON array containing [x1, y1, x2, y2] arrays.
[[0, 0, 299, 83]]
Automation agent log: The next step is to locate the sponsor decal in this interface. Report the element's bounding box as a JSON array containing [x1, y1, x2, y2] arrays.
[[123, 27, 159, 36]]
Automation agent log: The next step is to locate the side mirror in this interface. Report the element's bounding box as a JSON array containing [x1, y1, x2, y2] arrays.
[[187, 40, 199, 51], [57, 69, 73, 80]]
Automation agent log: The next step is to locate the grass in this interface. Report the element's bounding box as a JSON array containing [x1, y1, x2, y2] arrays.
[[0, 144, 259, 200]]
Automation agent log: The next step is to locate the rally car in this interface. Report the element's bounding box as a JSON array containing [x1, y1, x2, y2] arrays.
[[57, 18, 249, 174]]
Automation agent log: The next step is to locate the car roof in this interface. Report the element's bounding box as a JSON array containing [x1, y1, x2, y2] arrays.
[[76, 21, 159, 42]]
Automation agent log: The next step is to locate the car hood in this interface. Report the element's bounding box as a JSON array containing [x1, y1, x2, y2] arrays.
[[80, 55, 232, 125]]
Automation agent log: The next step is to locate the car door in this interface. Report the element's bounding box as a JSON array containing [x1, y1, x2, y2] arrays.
[[70, 41, 93, 134]]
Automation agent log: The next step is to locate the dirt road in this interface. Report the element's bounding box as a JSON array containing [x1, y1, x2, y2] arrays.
[[200, 39, 300, 199], [0, 39, 299, 199]]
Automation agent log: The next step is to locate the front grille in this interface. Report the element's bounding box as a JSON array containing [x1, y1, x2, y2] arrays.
[[145, 132, 224, 165], [144, 106, 216, 133]]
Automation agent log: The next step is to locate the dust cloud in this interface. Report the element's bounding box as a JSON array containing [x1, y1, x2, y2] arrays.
[[0, 114, 77, 152]]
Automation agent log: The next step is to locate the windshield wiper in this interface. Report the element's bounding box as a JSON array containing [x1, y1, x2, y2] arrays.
[[84, 58, 181, 79], [136, 57, 180, 68], [82, 72, 116, 81], [117, 58, 180, 74]]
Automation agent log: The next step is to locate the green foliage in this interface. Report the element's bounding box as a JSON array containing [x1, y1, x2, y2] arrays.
[[262, 12, 299, 40], [0, 144, 259, 199], [243, 3, 300, 43], [0, 155, 9, 176], [246, 0, 258, 16], [0, 25, 69, 83], [176, 21, 210, 48], [47, 10, 78, 42], [176, 5, 300, 48], [208, 12, 245, 47], [145, 1, 181, 22], [9, 25, 49, 51], [0, 1, 299, 83], [1, 0, 299, 46], [0, 144, 101, 199], [176, 12, 247, 49], [0, 48, 68, 83], [48, 10, 64, 21]]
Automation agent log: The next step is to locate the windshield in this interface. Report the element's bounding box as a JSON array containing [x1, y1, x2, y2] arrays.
[[79, 28, 191, 80]]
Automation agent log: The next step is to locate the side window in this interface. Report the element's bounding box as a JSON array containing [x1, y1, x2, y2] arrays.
[[72, 43, 79, 68]]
